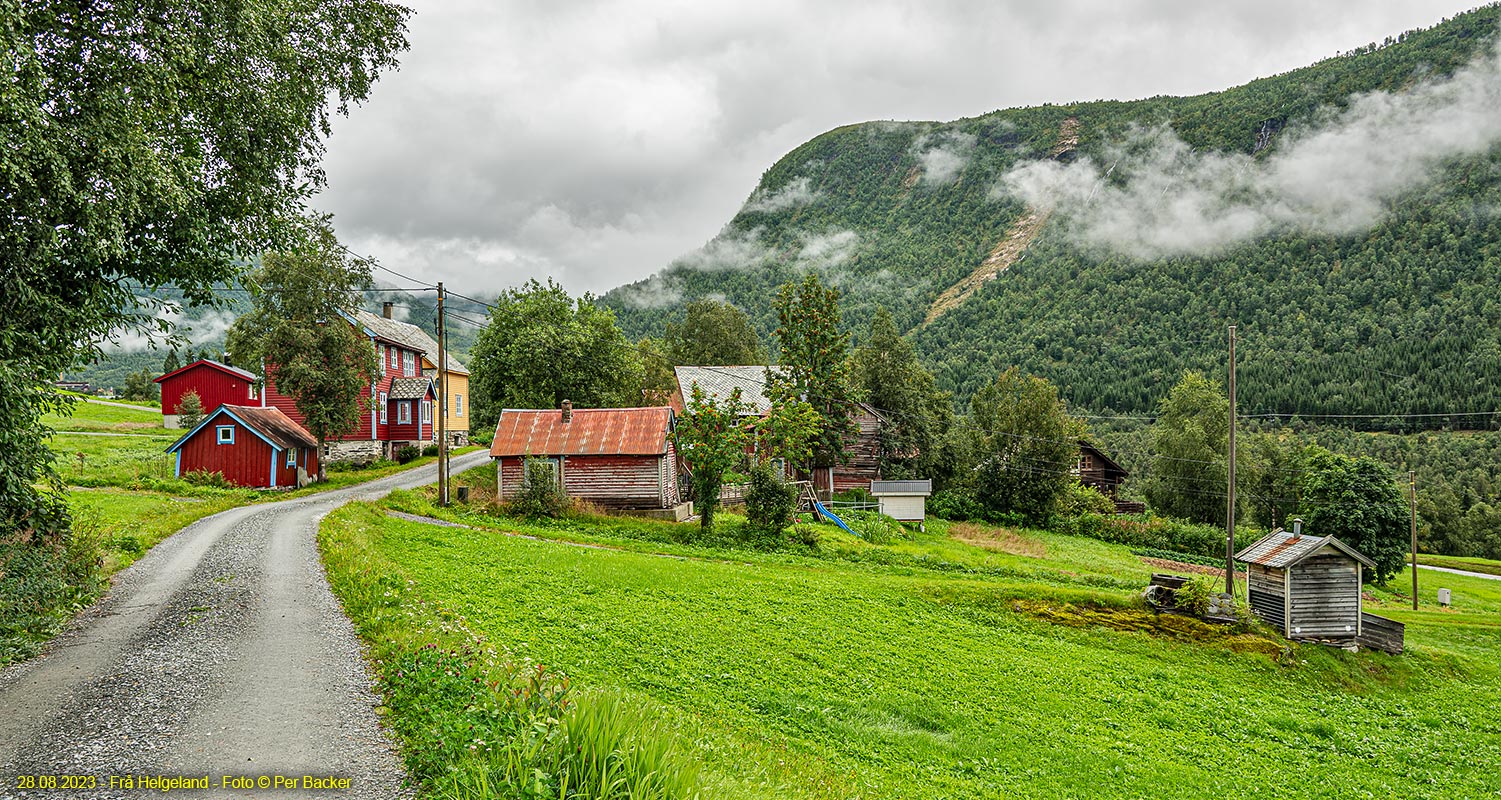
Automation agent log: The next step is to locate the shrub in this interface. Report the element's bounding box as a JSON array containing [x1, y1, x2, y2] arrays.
[[845, 510, 906, 545], [1174, 576, 1217, 617], [744, 462, 798, 545], [395, 445, 421, 464], [1064, 513, 1227, 559], [421, 444, 440, 458], [930, 488, 988, 522], [1054, 480, 1116, 517], [508, 457, 568, 519], [177, 390, 205, 430], [182, 469, 231, 489], [1, 506, 104, 666]]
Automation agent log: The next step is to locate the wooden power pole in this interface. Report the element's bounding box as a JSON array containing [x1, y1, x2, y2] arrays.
[[1410, 470, 1418, 610], [1225, 324, 1237, 595], [437, 282, 449, 507]]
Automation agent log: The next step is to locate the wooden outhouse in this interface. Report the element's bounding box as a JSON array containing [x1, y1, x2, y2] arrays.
[[490, 403, 684, 513], [1235, 520, 1377, 644]]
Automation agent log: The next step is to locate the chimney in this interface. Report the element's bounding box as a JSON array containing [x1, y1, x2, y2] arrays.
[[561, 399, 572, 423], [382, 301, 395, 319], [1291, 518, 1303, 538]]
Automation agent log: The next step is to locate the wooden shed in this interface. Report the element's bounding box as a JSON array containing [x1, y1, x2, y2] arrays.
[[490, 403, 685, 514], [165, 404, 319, 489], [1236, 520, 1399, 650], [869, 479, 932, 522]]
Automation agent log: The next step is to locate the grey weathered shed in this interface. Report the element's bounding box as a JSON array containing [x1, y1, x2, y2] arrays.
[[1235, 521, 1376, 643]]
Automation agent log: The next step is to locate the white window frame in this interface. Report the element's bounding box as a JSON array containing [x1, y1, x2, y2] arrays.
[[398, 401, 411, 424], [286, 448, 296, 467], [390, 346, 399, 370], [420, 399, 431, 424], [216, 425, 235, 445], [379, 345, 387, 375], [455, 393, 463, 417], [248, 384, 258, 400], [403, 351, 415, 376], [379, 391, 388, 424]]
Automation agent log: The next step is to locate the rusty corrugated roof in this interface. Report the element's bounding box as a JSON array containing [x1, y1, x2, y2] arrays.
[[489, 407, 673, 457], [1234, 529, 1377, 570]]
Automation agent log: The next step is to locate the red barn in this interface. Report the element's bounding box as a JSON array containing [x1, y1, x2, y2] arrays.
[[154, 360, 261, 428], [165, 405, 320, 488], [490, 403, 683, 513]]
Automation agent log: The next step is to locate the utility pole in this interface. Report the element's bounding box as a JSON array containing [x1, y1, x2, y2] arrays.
[[1225, 324, 1237, 595], [437, 282, 449, 507], [1410, 470, 1419, 610]]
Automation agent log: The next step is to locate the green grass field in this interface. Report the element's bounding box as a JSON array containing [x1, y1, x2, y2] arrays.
[[44, 396, 171, 435], [322, 498, 1501, 799]]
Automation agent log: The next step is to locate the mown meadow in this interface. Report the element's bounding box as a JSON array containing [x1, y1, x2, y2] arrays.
[[321, 485, 1501, 800]]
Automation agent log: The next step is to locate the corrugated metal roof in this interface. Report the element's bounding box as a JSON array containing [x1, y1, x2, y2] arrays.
[[351, 309, 470, 375], [1235, 530, 1377, 570], [489, 407, 674, 457], [673, 366, 783, 415], [389, 377, 434, 400], [870, 479, 932, 495]]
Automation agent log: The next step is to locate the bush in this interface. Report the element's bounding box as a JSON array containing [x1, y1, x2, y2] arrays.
[[1, 507, 104, 666], [421, 444, 439, 458], [845, 510, 907, 545], [1063, 513, 1227, 559], [1054, 480, 1116, 517], [743, 462, 798, 545], [1174, 576, 1218, 617], [930, 488, 988, 522], [395, 445, 421, 464], [182, 469, 231, 489], [508, 457, 568, 519]]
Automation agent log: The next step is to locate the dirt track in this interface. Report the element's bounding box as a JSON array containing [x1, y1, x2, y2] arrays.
[[0, 451, 490, 798]]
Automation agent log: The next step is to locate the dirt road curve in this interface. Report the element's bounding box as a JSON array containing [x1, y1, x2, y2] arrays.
[[0, 451, 491, 799]]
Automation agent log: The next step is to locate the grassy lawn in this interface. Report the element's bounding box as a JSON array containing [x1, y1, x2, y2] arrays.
[[44, 396, 171, 435], [322, 498, 1501, 799], [69, 489, 252, 574], [1416, 552, 1501, 577]]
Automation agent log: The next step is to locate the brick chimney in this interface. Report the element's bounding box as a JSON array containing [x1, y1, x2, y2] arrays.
[[382, 301, 395, 319], [561, 399, 572, 423]]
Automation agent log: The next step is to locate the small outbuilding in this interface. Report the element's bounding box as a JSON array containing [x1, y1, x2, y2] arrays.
[[1236, 520, 1403, 653], [869, 479, 932, 522], [154, 359, 261, 428], [490, 402, 687, 517], [165, 404, 319, 489]]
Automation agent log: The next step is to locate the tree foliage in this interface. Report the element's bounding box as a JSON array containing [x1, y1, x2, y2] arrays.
[[0, 1, 408, 539], [665, 299, 765, 366], [970, 368, 1083, 524], [852, 308, 952, 480], [120, 369, 160, 402], [766, 273, 855, 470], [1296, 446, 1409, 583], [675, 385, 752, 534], [177, 390, 205, 431], [1144, 372, 1232, 525], [225, 217, 380, 472], [469, 280, 643, 433]]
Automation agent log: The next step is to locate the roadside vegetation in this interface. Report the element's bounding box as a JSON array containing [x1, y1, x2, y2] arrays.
[[323, 486, 1501, 799]]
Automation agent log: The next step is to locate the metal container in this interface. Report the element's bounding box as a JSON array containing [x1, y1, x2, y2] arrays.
[[1438, 588, 1452, 606]]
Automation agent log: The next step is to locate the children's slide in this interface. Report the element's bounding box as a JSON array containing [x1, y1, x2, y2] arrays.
[[812, 499, 857, 536]]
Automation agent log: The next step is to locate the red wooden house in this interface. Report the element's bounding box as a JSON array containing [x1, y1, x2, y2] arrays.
[[154, 360, 260, 428], [165, 405, 319, 488], [489, 402, 684, 514]]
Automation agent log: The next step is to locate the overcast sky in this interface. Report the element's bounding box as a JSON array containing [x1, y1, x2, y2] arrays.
[[316, 0, 1477, 298]]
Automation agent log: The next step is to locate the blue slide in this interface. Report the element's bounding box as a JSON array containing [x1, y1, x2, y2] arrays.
[[812, 499, 857, 536]]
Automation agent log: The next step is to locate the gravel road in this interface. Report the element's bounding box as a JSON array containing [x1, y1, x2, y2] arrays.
[[0, 451, 491, 799]]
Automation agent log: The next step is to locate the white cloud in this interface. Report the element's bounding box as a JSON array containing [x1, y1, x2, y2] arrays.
[[997, 36, 1501, 259], [743, 176, 819, 213], [912, 130, 977, 186]]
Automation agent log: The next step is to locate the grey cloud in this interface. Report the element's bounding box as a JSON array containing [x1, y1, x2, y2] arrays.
[[912, 131, 978, 186], [744, 177, 819, 213]]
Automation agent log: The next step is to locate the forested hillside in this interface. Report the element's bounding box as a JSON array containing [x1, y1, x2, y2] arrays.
[[603, 5, 1501, 424]]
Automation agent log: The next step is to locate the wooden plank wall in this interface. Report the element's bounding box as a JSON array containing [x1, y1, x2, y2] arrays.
[[1357, 612, 1405, 654], [1289, 554, 1361, 638]]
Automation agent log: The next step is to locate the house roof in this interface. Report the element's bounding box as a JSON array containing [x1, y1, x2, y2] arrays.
[[166, 404, 317, 454], [489, 406, 674, 457], [154, 359, 258, 384], [870, 479, 932, 496], [1235, 529, 1377, 570], [351, 309, 469, 375], [1078, 440, 1128, 477], [389, 377, 434, 401], [673, 365, 783, 415]]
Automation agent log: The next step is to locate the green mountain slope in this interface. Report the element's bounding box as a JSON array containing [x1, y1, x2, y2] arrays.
[[603, 5, 1501, 424]]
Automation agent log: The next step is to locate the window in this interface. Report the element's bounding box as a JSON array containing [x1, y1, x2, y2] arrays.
[[379, 345, 387, 375], [403, 351, 415, 376], [398, 401, 411, 424], [390, 346, 398, 370], [379, 392, 388, 424], [248, 384, 258, 400], [286, 449, 296, 467], [420, 400, 431, 424], [216, 425, 235, 445], [455, 394, 463, 417]]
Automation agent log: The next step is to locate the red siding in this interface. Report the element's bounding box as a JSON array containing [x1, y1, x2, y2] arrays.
[[262, 340, 430, 444], [496, 454, 674, 509], [159, 364, 257, 416], [177, 419, 277, 488]]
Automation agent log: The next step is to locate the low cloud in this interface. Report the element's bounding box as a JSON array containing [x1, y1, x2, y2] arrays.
[[997, 36, 1501, 259], [104, 307, 237, 353], [614, 272, 684, 309], [743, 177, 819, 213], [912, 130, 977, 186], [674, 227, 774, 272], [797, 229, 860, 268]]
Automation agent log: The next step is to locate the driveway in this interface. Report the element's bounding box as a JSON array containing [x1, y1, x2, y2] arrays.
[[0, 450, 490, 798]]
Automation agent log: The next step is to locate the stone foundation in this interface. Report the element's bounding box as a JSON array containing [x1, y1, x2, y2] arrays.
[[162, 414, 180, 429], [324, 440, 384, 465]]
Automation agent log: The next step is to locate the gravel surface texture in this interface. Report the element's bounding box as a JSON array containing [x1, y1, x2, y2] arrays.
[[0, 451, 490, 799]]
